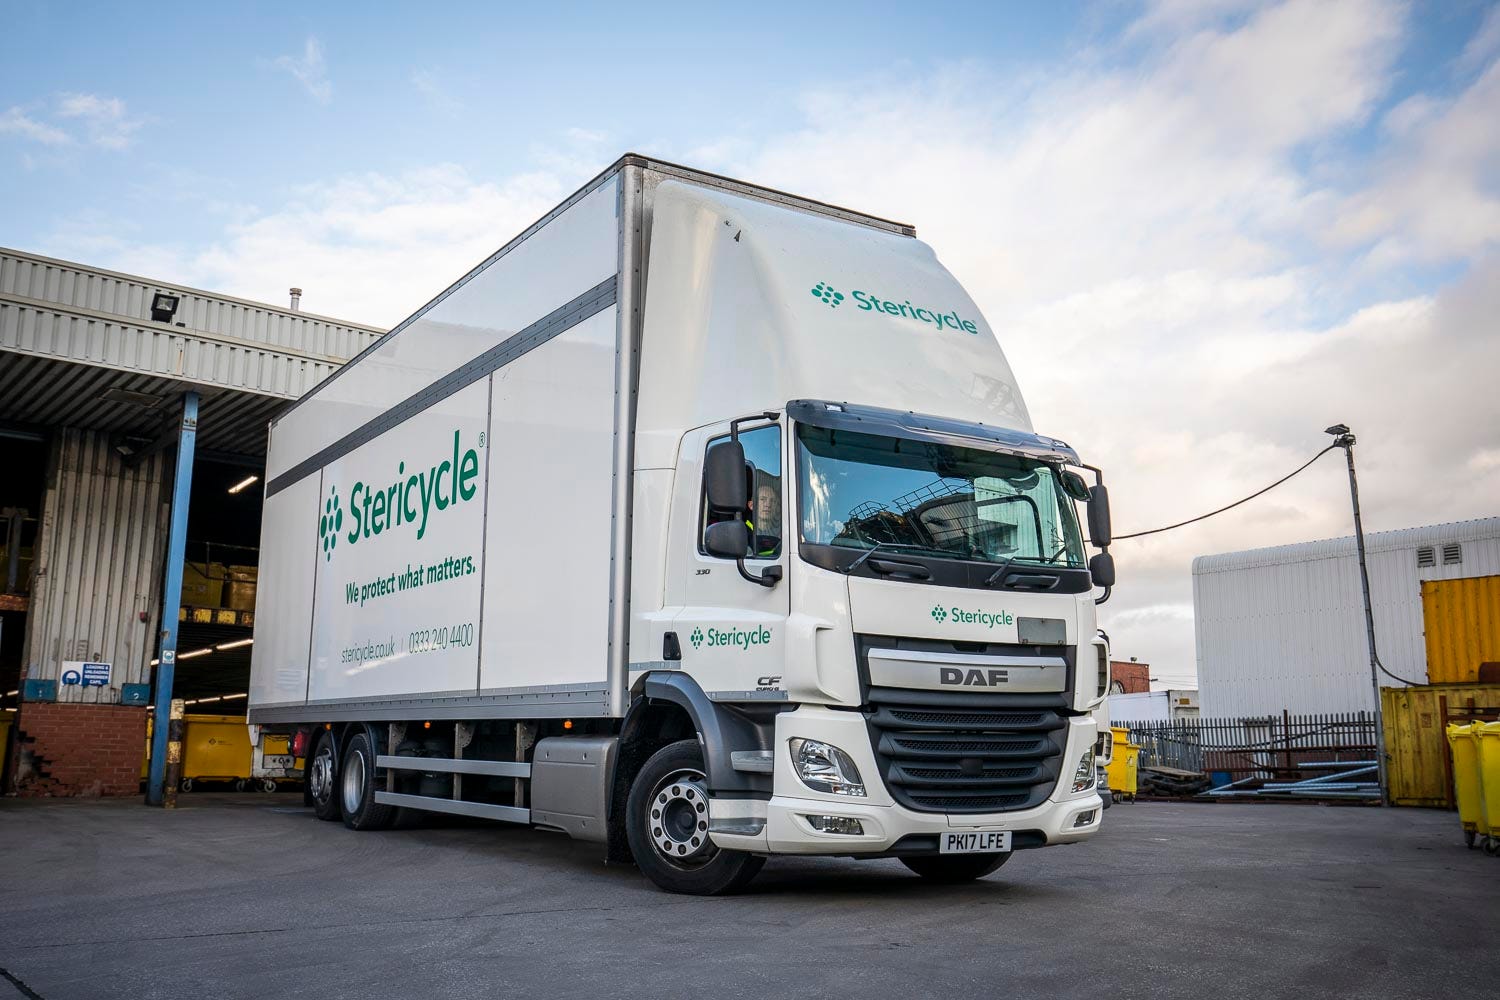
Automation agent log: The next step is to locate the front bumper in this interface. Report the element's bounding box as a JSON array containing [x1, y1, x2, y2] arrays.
[[708, 705, 1102, 855]]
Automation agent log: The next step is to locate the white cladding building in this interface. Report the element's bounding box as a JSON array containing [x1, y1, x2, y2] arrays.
[[1192, 518, 1500, 717]]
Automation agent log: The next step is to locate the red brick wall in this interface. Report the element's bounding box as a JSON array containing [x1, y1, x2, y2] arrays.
[[9, 702, 146, 797], [1110, 660, 1151, 694]]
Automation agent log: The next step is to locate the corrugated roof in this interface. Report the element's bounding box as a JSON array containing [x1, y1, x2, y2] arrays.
[[1193, 517, 1500, 575], [0, 354, 287, 456], [0, 247, 385, 457]]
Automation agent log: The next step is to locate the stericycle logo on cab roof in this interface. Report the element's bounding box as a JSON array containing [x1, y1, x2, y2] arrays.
[[813, 279, 979, 335]]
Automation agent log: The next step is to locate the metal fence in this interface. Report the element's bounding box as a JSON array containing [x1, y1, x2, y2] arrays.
[[1123, 712, 1377, 786]]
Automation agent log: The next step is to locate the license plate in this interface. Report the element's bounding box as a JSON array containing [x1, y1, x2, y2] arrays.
[[940, 830, 1012, 854]]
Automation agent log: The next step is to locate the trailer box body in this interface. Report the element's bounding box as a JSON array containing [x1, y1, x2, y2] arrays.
[[249, 156, 1112, 893]]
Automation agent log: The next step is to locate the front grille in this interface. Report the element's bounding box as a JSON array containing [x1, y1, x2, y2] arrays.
[[868, 689, 1066, 814]]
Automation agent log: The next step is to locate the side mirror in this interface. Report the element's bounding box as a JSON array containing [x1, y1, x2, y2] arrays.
[[1087, 484, 1112, 548], [1089, 550, 1116, 589], [704, 519, 748, 560], [1060, 469, 1090, 502], [705, 440, 747, 513]]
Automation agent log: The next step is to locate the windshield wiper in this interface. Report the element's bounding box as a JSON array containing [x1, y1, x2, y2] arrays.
[[983, 556, 1017, 587], [844, 541, 946, 575]]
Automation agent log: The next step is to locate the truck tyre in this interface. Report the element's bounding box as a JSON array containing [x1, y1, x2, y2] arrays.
[[308, 730, 341, 822], [340, 730, 397, 831], [626, 739, 765, 895], [901, 852, 1011, 883]]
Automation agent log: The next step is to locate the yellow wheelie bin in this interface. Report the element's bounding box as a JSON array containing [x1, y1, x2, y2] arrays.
[[1477, 722, 1500, 857], [143, 714, 255, 791], [1445, 723, 1486, 850], [1106, 727, 1140, 803]]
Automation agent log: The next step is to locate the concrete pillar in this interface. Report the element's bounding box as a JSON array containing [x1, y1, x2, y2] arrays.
[[9, 428, 168, 796]]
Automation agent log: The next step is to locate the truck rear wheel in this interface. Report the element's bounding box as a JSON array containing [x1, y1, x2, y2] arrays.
[[901, 852, 1011, 883], [340, 730, 396, 831], [308, 731, 341, 822], [626, 739, 764, 895]]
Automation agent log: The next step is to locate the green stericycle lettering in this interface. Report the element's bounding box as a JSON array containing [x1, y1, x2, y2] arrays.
[[850, 289, 978, 335], [345, 430, 480, 546], [949, 607, 1015, 628], [704, 626, 773, 651]]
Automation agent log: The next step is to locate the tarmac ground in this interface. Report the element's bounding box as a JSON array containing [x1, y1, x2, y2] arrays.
[[1, 793, 1495, 999]]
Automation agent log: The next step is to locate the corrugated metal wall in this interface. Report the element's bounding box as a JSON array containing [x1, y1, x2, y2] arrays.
[[20, 429, 168, 704], [1194, 519, 1500, 716]]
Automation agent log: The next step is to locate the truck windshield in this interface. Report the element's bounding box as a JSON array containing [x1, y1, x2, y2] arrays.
[[795, 423, 1086, 568]]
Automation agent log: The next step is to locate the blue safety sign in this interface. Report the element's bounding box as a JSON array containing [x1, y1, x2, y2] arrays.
[[60, 661, 112, 687]]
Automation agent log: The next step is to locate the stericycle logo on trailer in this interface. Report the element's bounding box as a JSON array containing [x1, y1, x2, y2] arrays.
[[319, 429, 483, 562]]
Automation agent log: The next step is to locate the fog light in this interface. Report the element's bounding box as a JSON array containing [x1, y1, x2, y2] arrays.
[[805, 815, 864, 835], [1072, 747, 1096, 793], [1074, 810, 1096, 828]]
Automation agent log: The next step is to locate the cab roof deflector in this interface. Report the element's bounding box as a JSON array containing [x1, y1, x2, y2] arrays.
[[786, 400, 1080, 465]]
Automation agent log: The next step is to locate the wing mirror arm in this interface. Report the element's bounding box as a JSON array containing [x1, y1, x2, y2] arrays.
[[1079, 463, 1115, 604]]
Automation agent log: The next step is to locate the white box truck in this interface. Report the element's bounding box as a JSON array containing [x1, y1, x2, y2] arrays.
[[248, 155, 1119, 893]]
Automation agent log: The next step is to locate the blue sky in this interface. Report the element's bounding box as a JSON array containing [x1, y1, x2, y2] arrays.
[[3, 0, 1498, 682]]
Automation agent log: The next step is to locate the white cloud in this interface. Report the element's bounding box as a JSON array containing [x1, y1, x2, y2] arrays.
[[51, 164, 577, 326], [0, 93, 141, 150], [0, 107, 71, 145], [55, 92, 142, 149], [273, 37, 332, 104]]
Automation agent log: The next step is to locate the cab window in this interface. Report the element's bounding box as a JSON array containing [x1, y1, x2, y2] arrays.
[[702, 424, 782, 558]]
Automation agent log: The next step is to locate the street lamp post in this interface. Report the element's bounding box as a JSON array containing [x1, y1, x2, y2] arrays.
[[1325, 424, 1388, 806]]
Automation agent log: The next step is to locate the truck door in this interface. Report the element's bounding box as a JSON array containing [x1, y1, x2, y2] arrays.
[[673, 419, 790, 699]]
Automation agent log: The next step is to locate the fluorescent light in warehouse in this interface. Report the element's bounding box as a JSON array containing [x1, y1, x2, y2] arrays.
[[221, 693, 247, 700], [178, 647, 213, 660], [216, 638, 254, 650], [227, 475, 259, 494]]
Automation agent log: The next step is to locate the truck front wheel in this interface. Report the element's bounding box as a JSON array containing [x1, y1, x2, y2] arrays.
[[626, 739, 765, 895], [901, 852, 1011, 883]]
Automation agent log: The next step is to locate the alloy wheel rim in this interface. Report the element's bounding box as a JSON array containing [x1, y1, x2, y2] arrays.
[[310, 747, 334, 803], [647, 767, 714, 869]]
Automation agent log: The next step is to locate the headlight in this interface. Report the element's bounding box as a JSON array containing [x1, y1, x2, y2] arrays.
[[789, 738, 866, 797], [1072, 747, 1096, 793]]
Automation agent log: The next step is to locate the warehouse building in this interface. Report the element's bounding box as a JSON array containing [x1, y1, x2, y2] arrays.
[[1193, 518, 1500, 717], [0, 247, 382, 796]]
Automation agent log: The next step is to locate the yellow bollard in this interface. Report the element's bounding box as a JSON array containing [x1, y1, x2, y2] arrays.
[[162, 698, 185, 809]]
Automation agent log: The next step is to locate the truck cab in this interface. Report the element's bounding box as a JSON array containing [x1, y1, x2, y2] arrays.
[[617, 176, 1116, 890]]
